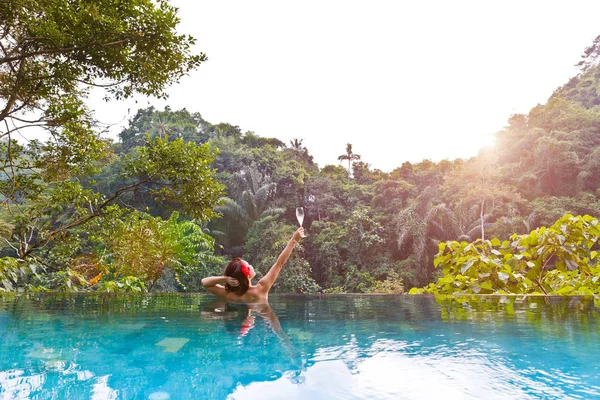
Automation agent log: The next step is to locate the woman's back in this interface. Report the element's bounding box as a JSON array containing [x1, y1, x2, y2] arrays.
[[201, 228, 303, 301], [223, 285, 267, 303]]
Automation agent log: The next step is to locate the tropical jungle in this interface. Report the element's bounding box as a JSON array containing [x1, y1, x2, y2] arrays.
[[0, 1, 599, 297]]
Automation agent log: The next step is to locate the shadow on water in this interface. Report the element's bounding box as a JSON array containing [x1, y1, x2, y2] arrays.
[[0, 293, 599, 399]]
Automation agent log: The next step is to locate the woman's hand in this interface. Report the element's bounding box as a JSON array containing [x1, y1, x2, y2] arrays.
[[293, 227, 304, 242], [225, 276, 240, 287]]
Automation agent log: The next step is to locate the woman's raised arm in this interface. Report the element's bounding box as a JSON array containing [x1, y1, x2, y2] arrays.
[[258, 227, 303, 291]]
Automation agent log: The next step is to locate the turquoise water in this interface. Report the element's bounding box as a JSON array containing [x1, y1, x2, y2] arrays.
[[0, 294, 599, 399]]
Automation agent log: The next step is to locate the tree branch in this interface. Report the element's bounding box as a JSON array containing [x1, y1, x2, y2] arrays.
[[0, 59, 25, 122], [74, 77, 127, 88], [0, 38, 135, 65], [0, 122, 47, 139], [3, 238, 20, 255], [22, 176, 154, 257]]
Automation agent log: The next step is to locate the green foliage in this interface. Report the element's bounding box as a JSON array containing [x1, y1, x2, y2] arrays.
[[212, 165, 279, 248], [124, 135, 224, 221], [0, 257, 31, 291], [119, 106, 208, 153], [28, 268, 88, 292], [308, 220, 346, 285], [306, 207, 390, 291], [90, 209, 219, 291], [0, 133, 223, 267], [410, 214, 600, 295], [0, 0, 205, 211], [395, 187, 453, 283], [0, 0, 204, 102], [529, 195, 600, 227], [370, 271, 405, 294], [528, 97, 600, 133], [0, 1, 227, 292], [324, 265, 376, 293], [371, 178, 413, 213], [95, 275, 147, 293], [343, 207, 385, 265], [2, 22, 600, 294]]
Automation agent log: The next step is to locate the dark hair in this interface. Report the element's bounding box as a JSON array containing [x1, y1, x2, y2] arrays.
[[224, 257, 250, 295]]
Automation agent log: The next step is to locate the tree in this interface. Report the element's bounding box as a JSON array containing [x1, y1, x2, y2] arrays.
[[1, 0, 204, 145], [289, 138, 306, 160], [576, 34, 600, 71], [306, 172, 345, 223], [214, 165, 279, 248], [119, 106, 208, 153], [391, 161, 415, 182], [412, 214, 600, 296], [290, 138, 304, 152], [442, 151, 523, 241], [395, 187, 453, 284], [2, 135, 223, 259], [0, 0, 206, 216], [88, 210, 221, 292], [241, 132, 285, 149], [337, 143, 361, 183], [0, 1, 224, 290], [0, 0, 208, 220], [551, 65, 600, 109], [90, 107, 214, 219]]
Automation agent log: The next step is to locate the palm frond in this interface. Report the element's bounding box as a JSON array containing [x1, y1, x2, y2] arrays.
[[241, 190, 258, 221], [208, 230, 227, 240], [246, 165, 263, 194], [414, 228, 428, 261], [524, 211, 537, 232], [576, 170, 592, 191], [214, 197, 251, 227], [254, 182, 277, 210]]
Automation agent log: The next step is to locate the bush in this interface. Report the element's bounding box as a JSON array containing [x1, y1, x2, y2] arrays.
[[410, 214, 599, 295]]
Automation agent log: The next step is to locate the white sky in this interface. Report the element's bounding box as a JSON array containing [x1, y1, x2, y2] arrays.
[[88, 0, 600, 172]]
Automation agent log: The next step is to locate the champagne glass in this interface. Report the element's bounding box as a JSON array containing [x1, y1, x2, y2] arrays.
[[295, 207, 306, 237]]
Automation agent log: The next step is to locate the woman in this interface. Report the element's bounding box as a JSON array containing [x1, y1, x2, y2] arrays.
[[201, 227, 304, 302]]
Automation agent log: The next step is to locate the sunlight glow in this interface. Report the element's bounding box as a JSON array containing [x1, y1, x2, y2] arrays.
[[87, 0, 600, 171]]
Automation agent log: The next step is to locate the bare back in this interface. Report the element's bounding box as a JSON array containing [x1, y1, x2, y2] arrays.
[[223, 285, 268, 303]]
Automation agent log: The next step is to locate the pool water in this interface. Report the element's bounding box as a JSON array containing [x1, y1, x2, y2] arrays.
[[0, 294, 599, 399]]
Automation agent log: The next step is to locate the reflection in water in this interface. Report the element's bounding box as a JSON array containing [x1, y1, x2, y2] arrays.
[[91, 375, 119, 400], [0, 370, 45, 399], [232, 348, 571, 400], [0, 294, 598, 399], [201, 300, 304, 372]]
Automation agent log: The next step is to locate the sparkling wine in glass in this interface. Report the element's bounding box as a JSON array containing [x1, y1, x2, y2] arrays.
[[296, 207, 306, 237]]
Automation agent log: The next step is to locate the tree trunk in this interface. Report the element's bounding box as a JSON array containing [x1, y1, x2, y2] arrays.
[[348, 159, 351, 184], [480, 198, 485, 241]]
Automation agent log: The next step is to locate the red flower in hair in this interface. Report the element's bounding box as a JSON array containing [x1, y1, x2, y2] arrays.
[[241, 263, 251, 277]]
